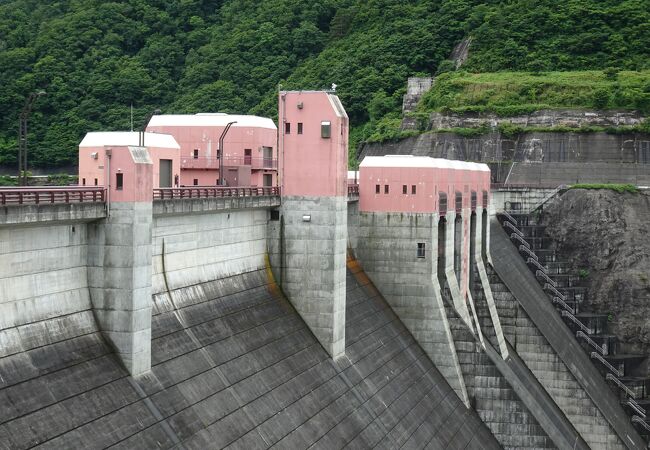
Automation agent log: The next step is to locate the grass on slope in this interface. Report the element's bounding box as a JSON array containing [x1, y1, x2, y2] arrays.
[[419, 70, 650, 116], [570, 183, 639, 194]]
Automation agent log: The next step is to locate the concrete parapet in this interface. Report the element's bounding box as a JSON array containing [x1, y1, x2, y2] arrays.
[[0, 202, 106, 227], [152, 195, 280, 217]]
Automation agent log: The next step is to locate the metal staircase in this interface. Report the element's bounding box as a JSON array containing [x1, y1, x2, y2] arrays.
[[497, 210, 650, 440]]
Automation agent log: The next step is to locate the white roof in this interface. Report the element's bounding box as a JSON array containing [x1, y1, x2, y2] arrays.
[[80, 131, 180, 149], [147, 113, 277, 130], [360, 155, 490, 172]]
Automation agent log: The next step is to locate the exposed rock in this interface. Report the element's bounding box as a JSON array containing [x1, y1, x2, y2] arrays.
[[541, 189, 650, 364], [449, 37, 472, 69]]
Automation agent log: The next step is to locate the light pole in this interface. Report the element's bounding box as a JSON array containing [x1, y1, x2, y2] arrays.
[[218, 121, 236, 186], [18, 90, 46, 185], [140, 108, 161, 146]]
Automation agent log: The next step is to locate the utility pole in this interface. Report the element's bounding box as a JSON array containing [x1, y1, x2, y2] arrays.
[[18, 90, 46, 185], [218, 121, 237, 186], [140, 108, 161, 147]]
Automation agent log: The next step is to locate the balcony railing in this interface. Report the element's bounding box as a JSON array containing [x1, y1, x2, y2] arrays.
[[0, 187, 105, 205], [181, 156, 277, 170], [153, 186, 279, 200], [348, 184, 359, 195]]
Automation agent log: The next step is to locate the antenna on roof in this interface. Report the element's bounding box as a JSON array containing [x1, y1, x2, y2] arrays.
[[130, 104, 133, 132]]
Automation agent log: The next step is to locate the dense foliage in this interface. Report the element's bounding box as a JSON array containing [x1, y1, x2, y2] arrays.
[[419, 70, 650, 116], [1, 0, 649, 168]]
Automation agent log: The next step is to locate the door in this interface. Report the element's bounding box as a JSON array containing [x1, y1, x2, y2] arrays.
[[244, 149, 252, 165], [159, 159, 172, 187], [263, 146, 273, 168], [263, 174, 272, 187]]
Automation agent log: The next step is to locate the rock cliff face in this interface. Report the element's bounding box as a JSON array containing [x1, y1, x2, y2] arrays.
[[541, 189, 650, 361]]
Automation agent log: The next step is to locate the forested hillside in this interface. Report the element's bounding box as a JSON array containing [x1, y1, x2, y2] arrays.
[[1, 0, 649, 168]]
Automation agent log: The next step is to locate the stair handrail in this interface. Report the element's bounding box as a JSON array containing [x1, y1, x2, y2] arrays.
[[626, 399, 646, 418], [504, 220, 524, 236], [561, 310, 590, 334], [544, 283, 566, 301], [552, 296, 575, 314], [591, 352, 623, 377], [536, 270, 557, 287], [527, 257, 547, 273], [605, 373, 639, 401], [500, 210, 518, 225], [576, 330, 606, 355], [519, 245, 539, 260], [631, 415, 650, 432], [510, 233, 530, 248], [526, 184, 567, 215]]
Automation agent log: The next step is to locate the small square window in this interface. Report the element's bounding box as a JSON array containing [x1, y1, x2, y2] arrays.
[[403, 185, 407, 194], [375, 184, 380, 194], [116, 173, 123, 191], [193, 178, 199, 186], [321, 121, 331, 138], [297, 123, 303, 134], [285, 122, 291, 134], [417, 243, 426, 258], [412, 185, 416, 194], [193, 149, 199, 159], [384, 184, 389, 194]]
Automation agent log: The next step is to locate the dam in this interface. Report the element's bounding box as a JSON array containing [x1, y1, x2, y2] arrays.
[[0, 91, 648, 449]]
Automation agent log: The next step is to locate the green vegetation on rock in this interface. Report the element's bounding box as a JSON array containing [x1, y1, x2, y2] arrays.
[[419, 70, 650, 116], [570, 183, 639, 194]]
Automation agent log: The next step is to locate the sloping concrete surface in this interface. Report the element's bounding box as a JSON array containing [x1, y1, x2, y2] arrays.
[[0, 260, 499, 449]]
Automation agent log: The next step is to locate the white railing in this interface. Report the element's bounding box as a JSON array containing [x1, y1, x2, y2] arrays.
[[511, 233, 530, 248], [577, 330, 606, 355], [527, 257, 547, 273], [504, 220, 524, 236], [552, 296, 575, 314], [519, 245, 539, 260], [501, 210, 517, 225], [526, 184, 567, 214], [627, 399, 646, 418], [545, 283, 566, 301], [536, 270, 557, 287], [561, 310, 590, 334], [605, 373, 636, 398], [632, 415, 650, 432], [591, 352, 623, 377]]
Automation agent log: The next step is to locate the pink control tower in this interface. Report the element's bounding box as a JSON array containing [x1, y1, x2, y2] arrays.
[[275, 90, 348, 359]]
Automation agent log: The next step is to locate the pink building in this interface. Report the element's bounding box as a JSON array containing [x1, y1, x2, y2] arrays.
[[279, 91, 348, 197], [146, 113, 277, 187], [359, 156, 490, 214], [78, 132, 180, 189]]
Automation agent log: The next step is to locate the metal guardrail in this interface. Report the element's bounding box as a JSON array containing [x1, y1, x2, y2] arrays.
[[181, 156, 278, 170], [552, 296, 575, 314], [510, 233, 530, 248], [153, 186, 279, 200], [591, 352, 623, 377], [0, 187, 105, 205], [504, 220, 524, 236], [626, 399, 646, 418], [577, 330, 606, 355], [561, 310, 590, 334], [500, 210, 517, 225], [527, 257, 547, 273], [348, 184, 359, 195], [536, 270, 557, 287], [632, 415, 650, 432], [606, 373, 639, 400], [545, 283, 566, 301], [519, 245, 539, 260]]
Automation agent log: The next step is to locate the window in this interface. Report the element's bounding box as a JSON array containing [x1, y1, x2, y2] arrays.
[[94, 178, 98, 186], [193, 179, 199, 186], [375, 184, 380, 194], [193, 149, 199, 159], [417, 243, 426, 258], [455, 192, 462, 213], [297, 122, 303, 134], [270, 210, 280, 221], [384, 184, 389, 194], [321, 121, 331, 138], [285, 122, 291, 134], [403, 185, 407, 194], [116, 173, 123, 191], [411, 185, 416, 195], [82, 178, 86, 186]]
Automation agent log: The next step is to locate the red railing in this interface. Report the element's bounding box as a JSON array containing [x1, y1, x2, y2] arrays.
[[0, 187, 105, 205], [153, 186, 279, 200], [348, 184, 359, 195], [181, 156, 277, 170]]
